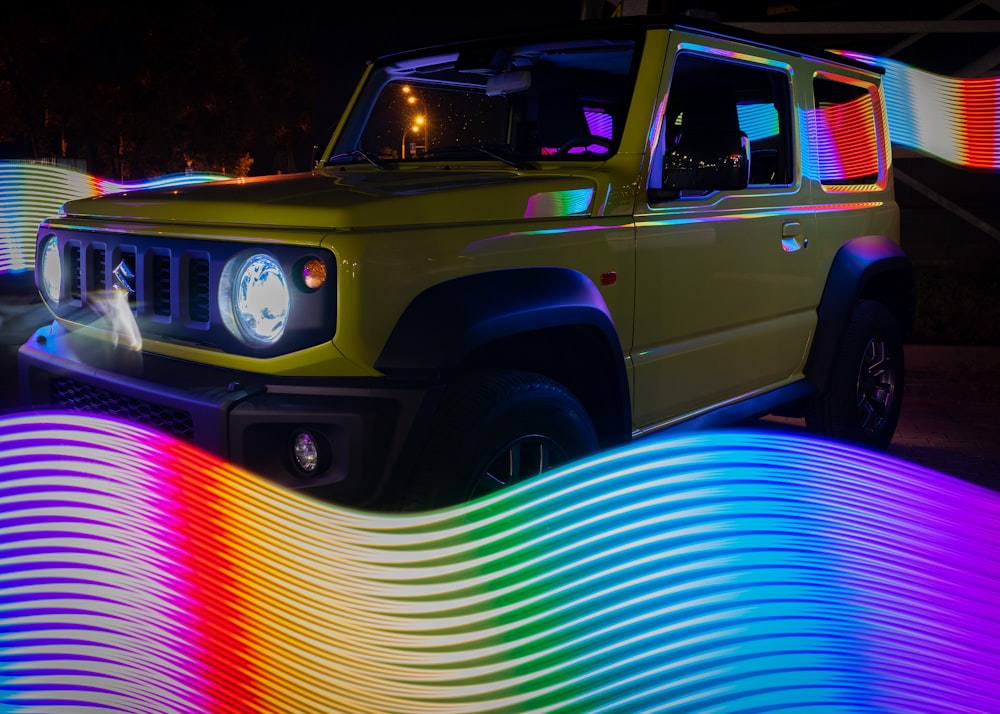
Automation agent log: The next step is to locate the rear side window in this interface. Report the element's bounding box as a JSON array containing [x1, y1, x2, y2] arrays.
[[813, 76, 884, 187]]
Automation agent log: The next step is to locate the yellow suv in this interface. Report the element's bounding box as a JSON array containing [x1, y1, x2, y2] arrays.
[[19, 15, 914, 509]]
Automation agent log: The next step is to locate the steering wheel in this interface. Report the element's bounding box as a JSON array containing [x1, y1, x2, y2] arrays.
[[555, 135, 613, 155]]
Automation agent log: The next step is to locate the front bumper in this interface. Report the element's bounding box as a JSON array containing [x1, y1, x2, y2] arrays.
[[18, 321, 439, 507]]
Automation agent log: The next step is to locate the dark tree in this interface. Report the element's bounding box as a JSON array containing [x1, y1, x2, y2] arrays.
[[1, 2, 272, 179], [0, 1, 586, 179]]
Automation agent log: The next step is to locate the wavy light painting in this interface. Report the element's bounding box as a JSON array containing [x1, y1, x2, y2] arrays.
[[524, 188, 595, 218], [813, 93, 883, 184], [2, 412, 998, 713], [835, 51, 1000, 170], [0, 162, 228, 275]]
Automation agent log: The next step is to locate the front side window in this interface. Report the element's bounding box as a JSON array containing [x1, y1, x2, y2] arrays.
[[650, 51, 793, 197], [328, 34, 640, 166]]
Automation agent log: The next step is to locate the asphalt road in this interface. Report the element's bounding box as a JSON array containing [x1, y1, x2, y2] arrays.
[[760, 344, 1000, 493], [2, 293, 998, 493]]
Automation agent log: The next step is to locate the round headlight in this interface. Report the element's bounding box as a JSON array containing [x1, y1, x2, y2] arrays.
[[38, 236, 62, 303], [232, 253, 289, 345]]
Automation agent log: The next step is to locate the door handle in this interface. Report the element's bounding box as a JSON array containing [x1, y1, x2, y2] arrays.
[[781, 221, 807, 252]]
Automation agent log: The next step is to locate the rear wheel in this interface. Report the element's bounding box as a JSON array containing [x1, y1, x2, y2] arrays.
[[806, 299, 904, 450], [402, 369, 599, 509]]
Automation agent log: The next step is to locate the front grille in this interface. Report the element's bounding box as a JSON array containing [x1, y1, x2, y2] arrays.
[[59, 234, 213, 345], [51, 377, 194, 442], [47, 229, 336, 358]]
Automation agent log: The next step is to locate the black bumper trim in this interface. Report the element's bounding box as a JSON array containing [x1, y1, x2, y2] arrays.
[[17, 323, 439, 508]]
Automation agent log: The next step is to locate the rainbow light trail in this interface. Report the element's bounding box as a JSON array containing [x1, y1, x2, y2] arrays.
[[834, 51, 1000, 170], [2, 412, 998, 713], [812, 93, 883, 184], [0, 162, 228, 275]]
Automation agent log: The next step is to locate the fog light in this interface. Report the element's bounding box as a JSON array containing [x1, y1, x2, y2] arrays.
[[292, 431, 319, 473]]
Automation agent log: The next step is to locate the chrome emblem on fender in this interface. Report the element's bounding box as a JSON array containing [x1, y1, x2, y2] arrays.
[[112, 260, 135, 296]]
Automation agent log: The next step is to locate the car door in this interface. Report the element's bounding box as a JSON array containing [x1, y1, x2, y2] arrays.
[[631, 39, 819, 432]]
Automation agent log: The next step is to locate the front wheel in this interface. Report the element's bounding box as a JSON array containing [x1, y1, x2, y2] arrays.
[[402, 369, 599, 509], [806, 299, 904, 450]]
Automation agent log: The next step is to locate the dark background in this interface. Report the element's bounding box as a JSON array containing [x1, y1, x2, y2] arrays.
[[0, 0, 584, 178], [3, 0, 998, 178]]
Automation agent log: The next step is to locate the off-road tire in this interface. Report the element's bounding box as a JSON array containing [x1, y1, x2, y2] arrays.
[[402, 369, 599, 509], [806, 299, 904, 450]]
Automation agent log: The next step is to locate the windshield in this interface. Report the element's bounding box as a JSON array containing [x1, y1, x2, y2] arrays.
[[326, 33, 640, 166]]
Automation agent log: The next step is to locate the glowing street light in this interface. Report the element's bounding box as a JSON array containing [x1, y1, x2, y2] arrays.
[[401, 119, 425, 159], [400, 85, 429, 158]]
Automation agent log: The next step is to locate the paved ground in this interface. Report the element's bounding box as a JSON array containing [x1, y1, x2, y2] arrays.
[[2, 290, 997, 493], [759, 344, 1000, 493], [890, 345, 1000, 491]]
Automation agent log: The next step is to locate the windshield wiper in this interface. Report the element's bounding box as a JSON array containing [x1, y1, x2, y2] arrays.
[[426, 145, 536, 170], [325, 150, 390, 170]]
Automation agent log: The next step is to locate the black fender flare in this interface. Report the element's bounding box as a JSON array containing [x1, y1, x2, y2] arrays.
[[375, 266, 631, 439], [376, 267, 623, 371], [805, 234, 915, 390]]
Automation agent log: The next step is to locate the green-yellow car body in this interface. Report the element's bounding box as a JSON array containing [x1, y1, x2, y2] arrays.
[[19, 15, 914, 509]]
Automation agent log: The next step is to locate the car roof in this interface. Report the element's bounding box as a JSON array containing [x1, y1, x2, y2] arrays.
[[369, 13, 884, 77]]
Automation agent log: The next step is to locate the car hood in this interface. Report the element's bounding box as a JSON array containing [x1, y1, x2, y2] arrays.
[[59, 169, 603, 229]]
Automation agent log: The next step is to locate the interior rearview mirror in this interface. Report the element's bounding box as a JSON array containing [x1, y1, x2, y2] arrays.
[[486, 70, 531, 96]]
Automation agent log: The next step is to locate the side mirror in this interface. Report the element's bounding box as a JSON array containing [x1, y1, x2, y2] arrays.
[[661, 128, 750, 193]]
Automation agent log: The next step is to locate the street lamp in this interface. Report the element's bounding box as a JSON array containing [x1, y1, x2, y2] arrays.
[[401, 118, 425, 159], [400, 85, 429, 158]]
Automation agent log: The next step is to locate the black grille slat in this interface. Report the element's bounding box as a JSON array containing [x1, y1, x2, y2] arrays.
[[51, 377, 194, 442], [189, 258, 210, 322], [94, 247, 108, 292], [153, 253, 171, 317], [69, 246, 81, 302]]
